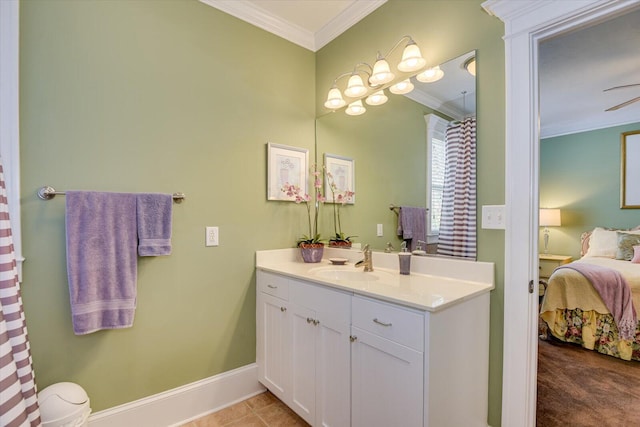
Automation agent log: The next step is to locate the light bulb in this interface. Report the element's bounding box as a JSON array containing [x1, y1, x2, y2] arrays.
[[416, 65, 444, 83], [398, 42, 426, 72], [324, 87, 346, 109], [344, 74, 367, 98], [345, 100, 366, 116], [389, 79, 414, 95], [369, 59, 395, 86], [365, 90, 388, 106]]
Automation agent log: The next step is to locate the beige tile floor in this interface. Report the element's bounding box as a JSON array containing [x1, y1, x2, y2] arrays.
[[180, 390, 310, 427]]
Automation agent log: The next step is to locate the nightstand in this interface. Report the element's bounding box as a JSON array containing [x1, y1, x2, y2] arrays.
[[538, 254, 572, 299]]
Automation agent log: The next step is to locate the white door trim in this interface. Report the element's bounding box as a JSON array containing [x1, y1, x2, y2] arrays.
[[481, 0, 640, 425]]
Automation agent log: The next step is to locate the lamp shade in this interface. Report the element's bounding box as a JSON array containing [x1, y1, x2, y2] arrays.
[[344, 74, 367, 97], [345, 100, 366, 116], [365, 90, 388, 106], [370, 59, 395, 86], [398, 42, 426, 72], [416, 65, 444, 83], [539, 209, 561, 227], [389, 79, 414, 95], [324, 87, 347, 109]]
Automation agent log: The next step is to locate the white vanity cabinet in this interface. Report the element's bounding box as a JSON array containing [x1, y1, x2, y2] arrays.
[[351, 296, 424, 427], [256, 258, 491, 427], [256, 270, 351, 427]]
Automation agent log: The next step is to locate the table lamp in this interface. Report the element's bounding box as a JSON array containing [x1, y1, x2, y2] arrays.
[[539, 208, 561, 254]]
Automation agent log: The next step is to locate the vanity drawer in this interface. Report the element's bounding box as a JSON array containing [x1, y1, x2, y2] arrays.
[[352, 296, 424, 351], [257, 270, 289, 300]]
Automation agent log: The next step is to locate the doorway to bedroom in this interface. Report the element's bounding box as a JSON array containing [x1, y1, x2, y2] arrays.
[[536, 8, 640, 425]]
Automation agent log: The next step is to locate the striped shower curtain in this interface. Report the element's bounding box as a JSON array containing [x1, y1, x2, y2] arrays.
[[0, 161, 41, 426], [437, 117, 477, 259]]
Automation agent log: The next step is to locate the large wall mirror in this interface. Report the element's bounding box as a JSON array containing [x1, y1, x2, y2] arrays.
[[316, 50, 477, 259]]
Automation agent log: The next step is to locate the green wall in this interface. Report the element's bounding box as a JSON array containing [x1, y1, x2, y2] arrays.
[[20, 0, 506, 425], [316, 2, 506, 425], [540, 122, 640, 259], [20, 0, 315, 411]]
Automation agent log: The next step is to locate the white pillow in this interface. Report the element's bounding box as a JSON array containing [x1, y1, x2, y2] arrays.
[[584, 227, 640, 258]]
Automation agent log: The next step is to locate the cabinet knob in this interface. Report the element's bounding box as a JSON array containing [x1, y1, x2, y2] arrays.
[[280, 307, 286, 312], [307, 317, 314, 324], [350, 335, 358, 342]]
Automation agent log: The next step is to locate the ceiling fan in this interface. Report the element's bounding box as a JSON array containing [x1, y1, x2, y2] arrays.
[[604, 83, 640, 111]]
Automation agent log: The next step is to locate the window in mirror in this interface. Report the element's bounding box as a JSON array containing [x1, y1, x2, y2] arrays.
[[426, 114, 449, 241]]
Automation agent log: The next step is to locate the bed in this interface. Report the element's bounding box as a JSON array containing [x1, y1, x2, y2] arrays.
[[539, 227, 640, 361]]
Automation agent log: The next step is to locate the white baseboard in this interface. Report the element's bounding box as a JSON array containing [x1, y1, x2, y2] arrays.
[[89, 363, 265, 427]]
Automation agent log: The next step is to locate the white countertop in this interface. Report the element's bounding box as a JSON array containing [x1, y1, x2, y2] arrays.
[[256, 248, 495, 312]]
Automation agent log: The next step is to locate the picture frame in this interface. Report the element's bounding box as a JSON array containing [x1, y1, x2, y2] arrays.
[[324, 153, 355, 204], [267, 143, 309, 201], [621, 130, 640, 209]]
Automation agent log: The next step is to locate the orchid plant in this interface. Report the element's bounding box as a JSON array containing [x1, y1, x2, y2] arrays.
[[281, 165, 326, 246], [326, 170, 356, 244]]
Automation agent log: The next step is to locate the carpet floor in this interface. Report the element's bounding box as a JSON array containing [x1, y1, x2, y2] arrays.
[[537, 337, 640, 426]]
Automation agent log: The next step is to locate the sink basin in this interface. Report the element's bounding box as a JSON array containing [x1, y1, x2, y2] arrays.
[[310, 267, 394, 282]]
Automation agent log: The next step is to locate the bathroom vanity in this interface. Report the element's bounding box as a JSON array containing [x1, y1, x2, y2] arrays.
[[256, 248, 494, 427]]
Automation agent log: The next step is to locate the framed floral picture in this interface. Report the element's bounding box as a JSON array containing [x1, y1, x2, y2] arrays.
[[324, 153, 355, 204], [267, 143, 309, 201]]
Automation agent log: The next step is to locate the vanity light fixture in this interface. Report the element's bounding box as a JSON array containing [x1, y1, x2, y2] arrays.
[[345, 100, 366, 116], [389, 79, 414, 95], [344, 73, 367, 98], [324, 86, 347, 109], [416, 65, 444, 83], [324, 35, 434, 116], [365, 90, 388, 106]]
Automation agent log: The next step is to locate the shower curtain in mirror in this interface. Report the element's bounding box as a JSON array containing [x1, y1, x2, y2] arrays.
[[0, 161, 41, 426], [437, 117, 477, 259]]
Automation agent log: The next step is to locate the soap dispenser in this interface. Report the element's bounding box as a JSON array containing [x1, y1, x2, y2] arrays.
[[398, 242, 411, 275]]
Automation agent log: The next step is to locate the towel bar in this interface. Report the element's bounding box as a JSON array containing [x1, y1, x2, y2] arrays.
[[389, 204, 429, 215], [37, 186, 186, 203]]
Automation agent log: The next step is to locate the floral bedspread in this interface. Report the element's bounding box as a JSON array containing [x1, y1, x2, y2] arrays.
[[540, 308, 640, 361]]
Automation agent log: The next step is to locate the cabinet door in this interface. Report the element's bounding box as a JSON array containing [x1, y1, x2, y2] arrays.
[[256, 292, 290, 403], [351, 326, 424, 427], [316, 312, 351, 427], [290, 303, 317, 425]]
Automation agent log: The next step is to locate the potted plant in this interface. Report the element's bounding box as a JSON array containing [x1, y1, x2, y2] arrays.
[[326, 170, 356, 248], [281, 166, 326, 263]]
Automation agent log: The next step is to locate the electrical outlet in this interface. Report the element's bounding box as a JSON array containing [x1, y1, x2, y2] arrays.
[[205, 226, 219, 246]]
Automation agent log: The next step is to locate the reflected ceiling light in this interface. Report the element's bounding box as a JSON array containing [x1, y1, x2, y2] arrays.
[[464, 56, 476, 76], [344, 74, 367, 98], [369, 58, 395, 86], [389, 79, 414, 95], [323, 35, 427, 115], [324, 86, 347, 109], [345, 100, 366, 116], [365, 90, 388, 106], [416, 65, 444, 83]]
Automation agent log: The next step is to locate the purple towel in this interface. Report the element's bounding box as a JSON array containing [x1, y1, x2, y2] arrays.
[[396, 206, 427, 251], [136, 193, 172, 256], [66, 191, 138, 335], [557, 263, 637, 341]]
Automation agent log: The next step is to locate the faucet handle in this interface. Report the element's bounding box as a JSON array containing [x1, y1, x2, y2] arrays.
[[362, 244, 370, 252]]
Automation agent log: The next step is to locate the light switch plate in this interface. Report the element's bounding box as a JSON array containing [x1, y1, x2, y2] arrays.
[[481, 205, 506, 229], [205, 226, 219, 246]]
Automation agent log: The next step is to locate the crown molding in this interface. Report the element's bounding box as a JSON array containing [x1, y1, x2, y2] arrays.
[[315, 0, 387, 51], [200, 0, 386, 52]]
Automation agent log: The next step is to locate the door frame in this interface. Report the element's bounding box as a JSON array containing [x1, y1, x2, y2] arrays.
[[481, 0, 640, 425]]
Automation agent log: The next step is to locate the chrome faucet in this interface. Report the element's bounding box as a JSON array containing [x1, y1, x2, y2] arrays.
[[355, 244, 374, 272]]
